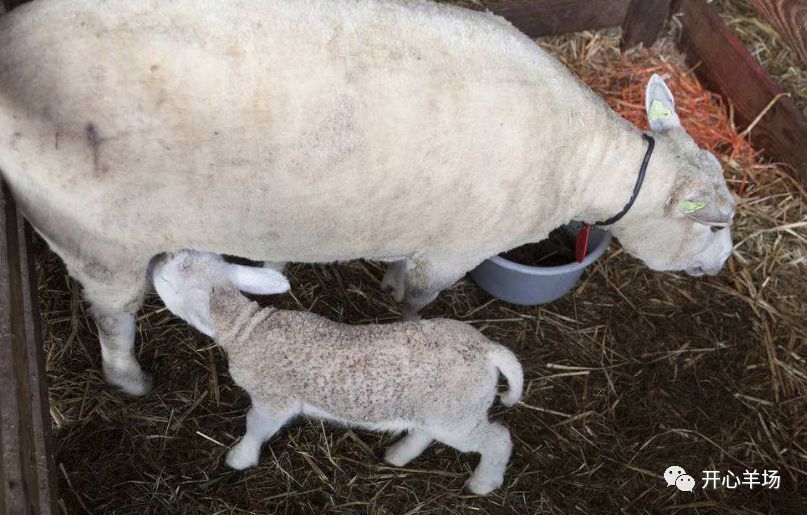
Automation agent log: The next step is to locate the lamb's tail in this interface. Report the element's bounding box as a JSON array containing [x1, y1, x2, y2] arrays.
[[488, 346, 523, 407]]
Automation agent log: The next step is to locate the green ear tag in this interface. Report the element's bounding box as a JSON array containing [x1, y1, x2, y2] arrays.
[[649, 100, 672, 121], [680, 200, 706, 214]]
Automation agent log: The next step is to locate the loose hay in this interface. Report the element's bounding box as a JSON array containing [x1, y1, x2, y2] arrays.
[[39, 29, 805, 515]]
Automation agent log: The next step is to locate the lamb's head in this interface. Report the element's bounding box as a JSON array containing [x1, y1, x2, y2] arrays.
[[608, 74, 736, 277], [150, 250, 290, 337]]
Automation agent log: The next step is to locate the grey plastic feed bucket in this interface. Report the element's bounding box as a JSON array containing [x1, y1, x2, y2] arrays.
[[470, 225, 612, 306]]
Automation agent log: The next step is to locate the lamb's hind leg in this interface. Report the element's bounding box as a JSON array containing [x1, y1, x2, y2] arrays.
[[431, 421, 512, 495]]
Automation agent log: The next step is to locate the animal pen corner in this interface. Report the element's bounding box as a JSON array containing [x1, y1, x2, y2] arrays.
[[1, 0, 805, 512]]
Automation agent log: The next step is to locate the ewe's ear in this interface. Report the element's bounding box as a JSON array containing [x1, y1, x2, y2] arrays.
[[225, 264, 290, 295], [676, 198, 733, 226], [645, 74, 681, 132]]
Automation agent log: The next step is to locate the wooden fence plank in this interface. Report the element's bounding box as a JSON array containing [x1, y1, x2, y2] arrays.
[[1, 180, 58, 515], [750, 0, 807, 64], [1, 0, 27, 12], [621, 0, 672, 49], [677, 0, 807, 183], [483, 0, 631, 38]]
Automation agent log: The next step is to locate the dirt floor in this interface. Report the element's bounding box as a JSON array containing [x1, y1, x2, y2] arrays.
[[37, 12, 805, 515]]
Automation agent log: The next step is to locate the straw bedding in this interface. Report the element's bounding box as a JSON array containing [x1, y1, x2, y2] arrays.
[[37, 8, 805, 515]]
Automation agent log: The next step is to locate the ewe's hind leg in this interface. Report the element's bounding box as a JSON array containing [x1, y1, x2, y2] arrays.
[[432, 422, 512, 495], [401, 257, 479, 320], [36, 231, 150, 395], [226, 401, 299, 470], [383, 429, 432, 467], [81, 269, 150, 396]]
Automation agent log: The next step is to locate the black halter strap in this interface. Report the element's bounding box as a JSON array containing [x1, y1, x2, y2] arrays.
[[594, 134, 655, 227]]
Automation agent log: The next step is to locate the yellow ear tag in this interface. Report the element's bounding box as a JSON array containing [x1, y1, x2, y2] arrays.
[[649, 100, 672, 121], [680, 200, 706, 214]]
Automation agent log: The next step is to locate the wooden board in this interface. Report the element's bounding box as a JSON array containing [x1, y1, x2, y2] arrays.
[[750, 0, 807, 63], [1, 180, 58, 515], [1, 0, 27, 12], [621, 0, 672, 49], [484, 0, 631, 38], [677, 0, 807, 183]]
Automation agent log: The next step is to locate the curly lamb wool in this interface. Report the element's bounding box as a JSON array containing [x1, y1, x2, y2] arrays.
[[152, 250, 523, 495]]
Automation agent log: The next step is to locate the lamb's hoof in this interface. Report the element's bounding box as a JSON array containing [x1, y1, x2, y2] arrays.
[[382, 447, 410, 468], [104, 366, 153, 397], [463, 475, 503, 496], [225, 445, 259, 470]]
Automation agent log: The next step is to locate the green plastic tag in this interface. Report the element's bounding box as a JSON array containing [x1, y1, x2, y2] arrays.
[[649, 100, 672, 121], [680, 200, 706, 214]]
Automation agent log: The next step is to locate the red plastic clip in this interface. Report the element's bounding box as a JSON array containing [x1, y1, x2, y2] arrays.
[[575, 223, 591, 263]]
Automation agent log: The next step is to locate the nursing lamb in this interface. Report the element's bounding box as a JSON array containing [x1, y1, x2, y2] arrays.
[[0, 0, 735, 394], [151, 250, 523, 495]]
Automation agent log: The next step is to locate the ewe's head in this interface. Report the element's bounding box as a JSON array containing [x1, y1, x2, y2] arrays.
[[150, 250, 289, 337], [610, 74, 736, 277]]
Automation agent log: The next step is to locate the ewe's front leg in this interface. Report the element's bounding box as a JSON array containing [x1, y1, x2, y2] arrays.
[[226, 402, 298, 470], [380, 260, 408, 303], [401, 257, 477, 320]]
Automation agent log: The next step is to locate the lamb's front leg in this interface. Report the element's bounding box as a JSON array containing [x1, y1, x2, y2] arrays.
[[226, 401, 298, 470], [383, 429, 432, 467]]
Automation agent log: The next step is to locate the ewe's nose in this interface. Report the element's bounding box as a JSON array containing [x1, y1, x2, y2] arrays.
[[687, 253, 730, 277]]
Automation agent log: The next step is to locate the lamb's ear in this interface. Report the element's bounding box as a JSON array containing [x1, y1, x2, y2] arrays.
[[187, 311, 216, 339], [645, 74, 681, 132], [224, 264, 290, 295]]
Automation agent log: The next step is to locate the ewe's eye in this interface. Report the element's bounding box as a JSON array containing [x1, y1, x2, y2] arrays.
[[710, 225, 725, 233]]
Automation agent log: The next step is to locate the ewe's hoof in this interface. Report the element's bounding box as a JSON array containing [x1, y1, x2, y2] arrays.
[[463, 475, 503, 496], [104, 366, 153, 397], [225, 444, 259, 470], [380, 278, 404, 303], [380, 276, 395, 293]]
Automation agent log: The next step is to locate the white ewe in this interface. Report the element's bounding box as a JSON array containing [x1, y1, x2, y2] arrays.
[[0, 0, 734, 394]]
